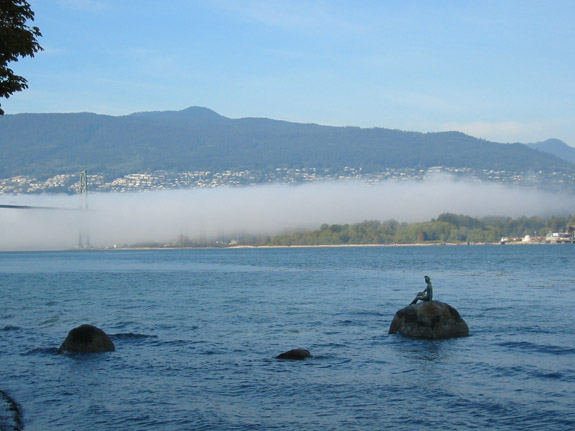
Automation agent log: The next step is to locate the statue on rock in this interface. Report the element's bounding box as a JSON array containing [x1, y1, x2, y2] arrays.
[[389, 276, 469, 339], [58, 324, 115, 354]]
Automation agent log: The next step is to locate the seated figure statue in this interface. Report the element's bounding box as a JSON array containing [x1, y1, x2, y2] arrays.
[[410, 275, 433, 305]]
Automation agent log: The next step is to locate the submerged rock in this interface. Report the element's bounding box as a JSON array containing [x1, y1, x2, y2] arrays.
[[276, 349, 312, 360], [389, 301, 469, 339], [58, 324, 115, 354]]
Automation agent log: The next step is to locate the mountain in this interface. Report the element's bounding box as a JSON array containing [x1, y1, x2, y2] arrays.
[[525, 139, 575, 164], [0, 107, 573, 179]]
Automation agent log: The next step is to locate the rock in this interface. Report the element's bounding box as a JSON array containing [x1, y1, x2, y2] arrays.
[[0, 390, 23, 431], [389, 301, 469, 339], [57, 324, 115, 354], [276, 349, 312, 360]]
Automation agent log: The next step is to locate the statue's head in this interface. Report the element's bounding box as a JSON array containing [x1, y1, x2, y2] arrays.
[[424, 275, 430, 283]]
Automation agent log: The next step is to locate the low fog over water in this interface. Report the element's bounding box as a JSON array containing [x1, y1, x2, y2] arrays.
[[1, 176, 574, 251]]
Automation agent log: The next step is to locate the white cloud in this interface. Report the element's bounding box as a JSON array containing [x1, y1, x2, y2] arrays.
[[57, 0, 109, 12], [210, 0, 358, 33]]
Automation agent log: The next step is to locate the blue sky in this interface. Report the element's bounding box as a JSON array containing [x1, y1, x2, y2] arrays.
[[4, 0, 575, 145]]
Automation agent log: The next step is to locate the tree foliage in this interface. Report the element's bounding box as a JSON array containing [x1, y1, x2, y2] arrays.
[[0, 0, 43, 114], [257, 213, 575, 246]]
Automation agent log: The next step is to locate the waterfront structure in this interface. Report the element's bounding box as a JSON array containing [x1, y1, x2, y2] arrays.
[[546, 227, 575, 244]]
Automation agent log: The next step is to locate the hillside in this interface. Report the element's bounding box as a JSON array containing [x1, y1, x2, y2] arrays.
[[0, 107, 573, 180], [526, 139, 575, 164]]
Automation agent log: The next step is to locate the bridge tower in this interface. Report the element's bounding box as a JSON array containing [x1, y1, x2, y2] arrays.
[[80, 170, 88, 206], [78, 170, 91, 248]]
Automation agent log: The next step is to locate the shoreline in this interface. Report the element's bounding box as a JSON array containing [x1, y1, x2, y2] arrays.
[[86, 240, 552, 251], [0, 241, 559, 253], [229, 241, 551, 249]]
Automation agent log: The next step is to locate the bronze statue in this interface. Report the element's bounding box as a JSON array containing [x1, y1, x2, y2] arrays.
[[410, 275, 433, 305]]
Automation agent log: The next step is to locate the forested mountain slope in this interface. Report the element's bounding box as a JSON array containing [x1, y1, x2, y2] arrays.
[[0, 106, 572, 179]]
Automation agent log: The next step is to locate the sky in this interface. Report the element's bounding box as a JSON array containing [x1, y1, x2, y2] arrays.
[[3, 0, 575, 146]]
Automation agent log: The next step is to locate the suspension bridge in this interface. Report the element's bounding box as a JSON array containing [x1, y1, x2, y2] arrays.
[[0, 171, 91, 247]]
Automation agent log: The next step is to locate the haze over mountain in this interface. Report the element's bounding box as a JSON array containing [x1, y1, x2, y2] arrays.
[[526, 139, 575, 164], [0, 107, 572, 180]]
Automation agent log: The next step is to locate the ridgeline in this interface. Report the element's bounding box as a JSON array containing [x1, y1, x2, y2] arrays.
[[1, 107, 574, 181]]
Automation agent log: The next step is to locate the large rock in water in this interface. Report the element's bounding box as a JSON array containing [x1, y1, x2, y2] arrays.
[[389, 301, 469, 339], [58, 324, 115, 354]]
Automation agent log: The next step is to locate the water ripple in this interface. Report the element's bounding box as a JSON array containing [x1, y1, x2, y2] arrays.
[[497, 341, 575, 355], [1, 246, 575, 431]]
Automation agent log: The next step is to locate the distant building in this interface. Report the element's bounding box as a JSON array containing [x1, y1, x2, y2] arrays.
[[546, 230, 575, 244]]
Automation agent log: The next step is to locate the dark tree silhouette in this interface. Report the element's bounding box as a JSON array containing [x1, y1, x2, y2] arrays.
[[0, 0, 43, 114]]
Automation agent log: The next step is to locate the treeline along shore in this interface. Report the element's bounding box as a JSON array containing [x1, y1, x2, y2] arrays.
[[258, 213, 575, 247], [149, 213, 575, 249]]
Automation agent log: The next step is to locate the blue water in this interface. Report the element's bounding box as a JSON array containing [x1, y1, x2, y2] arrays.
[[1, 245, 574, 430]]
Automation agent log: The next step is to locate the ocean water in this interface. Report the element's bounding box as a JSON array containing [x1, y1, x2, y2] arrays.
[[0, 245, 574, 431]]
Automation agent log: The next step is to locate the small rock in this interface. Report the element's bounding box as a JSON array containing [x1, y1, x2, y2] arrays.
[[276, 349, 312, 360], [58, 324, 115, 354]]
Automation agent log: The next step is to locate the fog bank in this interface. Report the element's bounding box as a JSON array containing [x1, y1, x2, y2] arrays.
[[1, 176, 574, 250]]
